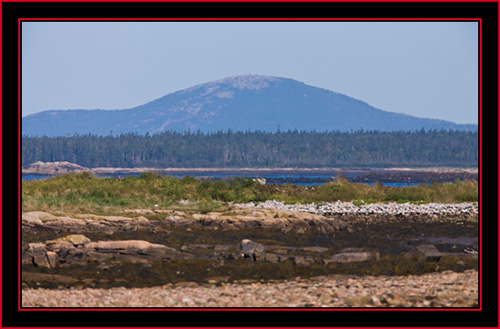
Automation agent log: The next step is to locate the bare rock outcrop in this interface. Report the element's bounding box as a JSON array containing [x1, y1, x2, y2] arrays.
[[22, 161, 93, 175]]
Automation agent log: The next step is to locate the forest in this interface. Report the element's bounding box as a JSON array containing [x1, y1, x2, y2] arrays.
[[21, 129, 478, 169]]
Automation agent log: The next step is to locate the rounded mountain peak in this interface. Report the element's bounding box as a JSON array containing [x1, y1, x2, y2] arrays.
[[214, 74, 281, 90], [177, 74, 282, 98]]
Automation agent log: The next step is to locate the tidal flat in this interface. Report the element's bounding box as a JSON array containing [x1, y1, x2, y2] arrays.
[[21, 174, 479, 308], [21, 201, 478, 308]]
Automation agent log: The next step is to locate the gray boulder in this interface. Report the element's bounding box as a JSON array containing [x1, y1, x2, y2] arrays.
[[240, 239, 266, 261], [265, 253, 289, 264], [404, 244, 442, 261], [293, 255, 315, 267], [325, 250, 380, 264]]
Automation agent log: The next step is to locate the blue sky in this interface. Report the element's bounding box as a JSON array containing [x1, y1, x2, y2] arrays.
[[22, 21, 478, 124]]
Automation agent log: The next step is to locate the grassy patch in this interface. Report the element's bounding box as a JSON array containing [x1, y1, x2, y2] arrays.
[[22, 173, 478, 213]]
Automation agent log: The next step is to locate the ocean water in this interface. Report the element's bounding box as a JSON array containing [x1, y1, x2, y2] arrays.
[[21, 173, 425, 187]]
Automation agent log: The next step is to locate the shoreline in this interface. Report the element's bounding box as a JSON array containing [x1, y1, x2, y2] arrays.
[[91, 167, 479, 177], [22, 203, 478, 307], [22, 163, 478, 176]]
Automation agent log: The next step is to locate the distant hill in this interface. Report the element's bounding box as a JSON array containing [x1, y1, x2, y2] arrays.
[[22, 75, 477, 136]]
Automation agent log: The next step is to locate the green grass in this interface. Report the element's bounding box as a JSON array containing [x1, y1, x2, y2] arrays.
[[21, 172, 478, 214]]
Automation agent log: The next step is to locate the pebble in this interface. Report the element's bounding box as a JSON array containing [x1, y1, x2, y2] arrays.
[[233, 200, 478, 217], [22, 270, 478, 308]]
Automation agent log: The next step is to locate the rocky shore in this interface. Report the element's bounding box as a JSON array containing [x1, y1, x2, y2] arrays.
[[234, 200, 478, 217], [21, 161, 93, 175], [21, 202, 479, 308]]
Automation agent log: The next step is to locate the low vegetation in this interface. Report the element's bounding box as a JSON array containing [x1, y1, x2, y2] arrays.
[[21, 172, 478, 214]]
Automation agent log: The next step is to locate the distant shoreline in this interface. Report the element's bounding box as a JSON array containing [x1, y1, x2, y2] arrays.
[[91, 167, 478, 175], [22, 161, 478, 176]]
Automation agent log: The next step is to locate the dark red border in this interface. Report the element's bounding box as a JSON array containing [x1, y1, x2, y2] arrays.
[[16, 17, 483, 315]]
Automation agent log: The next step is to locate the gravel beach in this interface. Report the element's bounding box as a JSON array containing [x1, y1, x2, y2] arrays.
[[233, 200, 478, 217], [22, 269, 478, 308]]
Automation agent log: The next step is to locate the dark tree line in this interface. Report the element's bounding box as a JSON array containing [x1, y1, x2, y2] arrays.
[[21, 129, 479, 168]]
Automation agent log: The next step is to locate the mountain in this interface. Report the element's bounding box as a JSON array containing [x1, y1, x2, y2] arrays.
[[22, 75, 477, 136]]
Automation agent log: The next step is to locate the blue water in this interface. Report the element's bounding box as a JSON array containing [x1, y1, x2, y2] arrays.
[[365, 182, 427, 187], [21, 173, 427, 187], [22, 174, 53, 181]]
